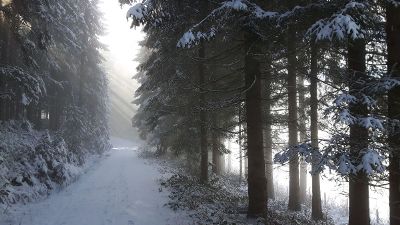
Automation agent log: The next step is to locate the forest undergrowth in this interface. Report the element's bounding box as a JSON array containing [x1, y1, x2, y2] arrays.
[[0, 121, 103, 212], [139, 148, 335, 225]]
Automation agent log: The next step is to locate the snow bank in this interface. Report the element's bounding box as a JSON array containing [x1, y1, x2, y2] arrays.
[[0, 121, 100, 209]]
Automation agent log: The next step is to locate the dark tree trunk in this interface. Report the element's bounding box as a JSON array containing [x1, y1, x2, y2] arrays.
[[198, 0, 209, 184], [49, 100, 61, 131], [310, 41, 323, 220], [5, 18, 20, 121], [348, 38, 370, 225], [199, 40, 208, 184], [15, 89, 23, 120], [212, 135, 222, 175], [27, 104, 39, 126], [386, 3, 400, 225], [239, 106, 243, 181], [212, 114, 222, 175], [245, 31, 266, 217], [298, 75, 307, 204], [287, 25, 301, 211], [78, 57, 86, 107], [0, 12, 8, 121], [262, 53, 275, 200]]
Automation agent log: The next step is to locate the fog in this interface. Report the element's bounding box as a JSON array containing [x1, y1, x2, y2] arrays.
[[99, 1, 145, 142]]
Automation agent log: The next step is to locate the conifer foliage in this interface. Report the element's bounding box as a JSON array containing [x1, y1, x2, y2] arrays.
[[128, 0, 400, 224], [0, 0, 110, 203]]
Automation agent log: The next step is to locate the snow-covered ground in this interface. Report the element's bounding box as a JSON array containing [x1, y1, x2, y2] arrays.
[[0, 138, 189, 225]]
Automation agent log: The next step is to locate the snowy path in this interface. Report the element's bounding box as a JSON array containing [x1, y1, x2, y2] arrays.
[[0, 140, 188, 225]]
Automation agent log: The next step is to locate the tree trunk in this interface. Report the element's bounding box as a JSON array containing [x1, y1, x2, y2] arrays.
[[212, 135, 222, 175], [0, 11, 8, 121], [298, 75, 307, 204], [245, 31, 266, 217], [386, 3, 400, 225], [262, 54, 275, 200], [348, 38, 370, 225], [310, 41, 323, 220], [49, 97, 61, 130], [199, 40, 208, 184], [239, 106, 243, 181], [212, 114, 222, 175], [287, 25, 301, 211], [227, 141, 232, 173], [15, 89, 23, 120]]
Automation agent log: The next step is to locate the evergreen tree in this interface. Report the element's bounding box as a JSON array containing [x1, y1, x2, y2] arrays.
[[386, 1, 400, 224]]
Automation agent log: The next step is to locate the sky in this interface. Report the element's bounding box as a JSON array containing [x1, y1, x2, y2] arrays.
[[99, 0, 144, 77], [99, 0, 145, 141]]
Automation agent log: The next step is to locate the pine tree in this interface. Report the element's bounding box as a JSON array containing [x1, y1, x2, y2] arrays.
[[262, 51, 275, 200], [386, 2, 400, 224], [0, 0, 110, 156], [309, 40, 323, 220], [244, 31, 267, 217], [347, 36, 370, 225], [287, 23, 301, 211], [298, 74, 308, 204]]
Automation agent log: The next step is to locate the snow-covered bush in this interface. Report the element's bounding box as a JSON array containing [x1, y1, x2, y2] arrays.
[[0, 121, 90, 207], [157, 156, 334, 225]]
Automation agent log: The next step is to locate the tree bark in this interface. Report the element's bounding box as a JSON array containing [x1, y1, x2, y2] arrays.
[[199, 40, 208, 184], [262, 54, 275, 200], [386, 3, 400, 225], [239, 106, 243, 181], [0, 11, 8, 121], [245, 31, 266, 217], [212, 114, 222, 175], [348, 38, 370, 225], [310, 41, 323, 220], [298, 75, 307, 204], [49, 96, 61, 130], [212, 136, 222, 175], [287, 25, 301, 211]]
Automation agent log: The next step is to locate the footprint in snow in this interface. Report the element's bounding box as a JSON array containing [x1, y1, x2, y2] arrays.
[[128, 220, 135, 225]]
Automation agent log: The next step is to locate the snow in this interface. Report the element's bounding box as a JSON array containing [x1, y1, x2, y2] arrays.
[[0, 138, 189, 225], [308, 1, 366, 42], [369, 77, 400, 93], [338, 108, 356, 125], [337, 154, 356, 175], [224, 0, 248, 11], [126, 3, 147, 20], [358, 149, 385, 175], [358, 117, 384, 130], [222, 0, 277, 18], [177, 0, 276, 48], [311, 15, 364, 40], [334, 93, 357, 106], [177, 31, 196, 48], [253, 6, 276, 19], [177, 28, 217, 48], [21, 93, 29, 106], [388, 0, 400, 7], [0, 66, 45, 104]]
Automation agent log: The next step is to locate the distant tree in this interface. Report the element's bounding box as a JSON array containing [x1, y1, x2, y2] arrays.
[[0, 0, 110, 158]]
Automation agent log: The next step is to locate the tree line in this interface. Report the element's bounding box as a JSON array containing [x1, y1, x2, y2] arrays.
[[127, 0, 399, 224], [0, 0, 110, 158]]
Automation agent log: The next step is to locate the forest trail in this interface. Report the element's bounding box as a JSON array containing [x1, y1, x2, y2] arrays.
[[0, 138, 188, 225]]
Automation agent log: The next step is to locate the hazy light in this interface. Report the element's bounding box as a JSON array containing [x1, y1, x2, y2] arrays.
[[99, 0, 145, 141], [99, 0, 144, 74], [1, 0, 12, 7]]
